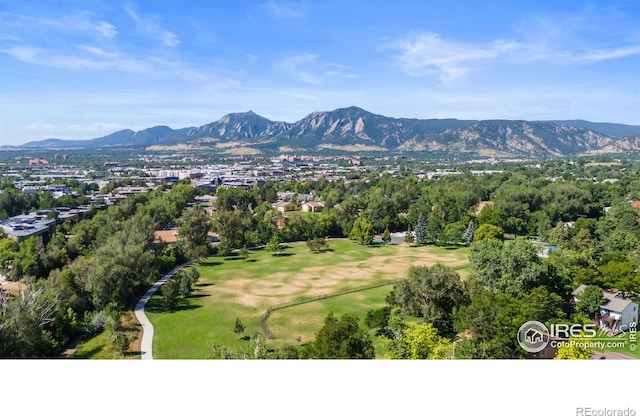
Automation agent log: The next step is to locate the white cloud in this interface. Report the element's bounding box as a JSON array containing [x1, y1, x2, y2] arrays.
[[576, 44, 640, 63], [277, 53, 322, 85], [383, 28, 640, 82], [276, 54, 346, 85], [0, 43, 228, 83], [262, 1, 305, 20], [124, 5, 179, 47], [381, 32, 523, 82], [1, 44, 147, 72], [0, 12, 117, 39]]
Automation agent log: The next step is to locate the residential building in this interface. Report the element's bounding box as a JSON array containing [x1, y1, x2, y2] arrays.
[[301, 201, 324, 213], [572, 285, 639, 335]]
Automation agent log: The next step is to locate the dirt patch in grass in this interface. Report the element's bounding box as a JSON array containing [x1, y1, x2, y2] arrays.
[[148, 240, 470, 358], [222, 245, 468, 307]]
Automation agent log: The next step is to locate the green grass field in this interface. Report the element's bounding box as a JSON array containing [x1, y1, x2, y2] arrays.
[[146, 239, 470, 359], [593, 331, 640, 359]]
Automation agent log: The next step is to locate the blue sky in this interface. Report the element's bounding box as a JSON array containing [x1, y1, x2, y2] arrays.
[[1, 0, 640, 146]]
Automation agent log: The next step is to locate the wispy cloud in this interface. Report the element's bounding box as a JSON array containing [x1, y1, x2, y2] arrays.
[[382, 28, 640, 82], [381, 32, 522, 82], [27, 122, 56, 131], [261, 1, 305, 20], [1, 44, 146, 72], [0, 43, 226, 83], [277, 53, 322, 84], [124, 4, 179, 47], [580, 44, 640, 62], [0, 11, 117, 39], [276, 53, 345, 85]]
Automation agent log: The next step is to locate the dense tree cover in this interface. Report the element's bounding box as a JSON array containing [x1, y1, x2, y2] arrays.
[[453, 286, 567, 358], [0, 183, 197, 357], [302, 313, 375, 359], [469, 238, 550, 298], [575, 285, 604, 317], [388, 264, 469, 337], [383, 311, 452, 359], [3, 157, 640, 358], [177, 206, 211, 260]]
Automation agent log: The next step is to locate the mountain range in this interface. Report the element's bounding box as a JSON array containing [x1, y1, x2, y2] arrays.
[[17, 106, 640, 157]]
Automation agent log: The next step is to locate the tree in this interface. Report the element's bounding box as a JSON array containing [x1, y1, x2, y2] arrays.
[[548, 222, 570, 247], [404, 224, 415, 245], [0, 283, 60, 357], [85, 226, 156, 310], [178, 206, 210, 260], [469, 238, 545, 297], [161, 278, 179, 310], [426, 213, 444, 245], [443, 221, 466, 246], [453, 289, 525, 359], [576, 285, 604, 317], [473, 223, 504, 241], [385, 321, 452, 359], [304, 313, 374, 359], [0, 237, 17, 276], [349, 216, 374, 246], [392, 264, 469, 337], [212, 210, 252, 252], [10, 237, 46, 280], [364, 306, 392, 330], [464, 220, 476, 245], [233, 317, 246, 336], [556, 333, 592, 360], [414, 215, 428, 245], [307, 237, 328, 253], [381, 226, 392, 245], [267, 234, 283, 256]]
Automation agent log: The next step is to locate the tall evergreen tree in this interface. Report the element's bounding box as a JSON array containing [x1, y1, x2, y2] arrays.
[[414, 215, 428, 245], [464, 220, 476, 246]]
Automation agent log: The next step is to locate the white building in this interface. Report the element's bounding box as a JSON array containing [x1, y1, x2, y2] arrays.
[[572, 285, 638, 335]]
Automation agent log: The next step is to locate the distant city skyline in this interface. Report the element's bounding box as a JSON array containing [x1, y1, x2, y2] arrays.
[[1, 0, 640, 146]]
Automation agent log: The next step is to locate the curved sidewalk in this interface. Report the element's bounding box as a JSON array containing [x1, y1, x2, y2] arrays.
[[134, 261, 193, 360]]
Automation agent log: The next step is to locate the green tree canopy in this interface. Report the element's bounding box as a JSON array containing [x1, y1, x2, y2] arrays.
[[349, 216, 374, 246], [391, 264, 469, 337], [304, 313, 374, 359]]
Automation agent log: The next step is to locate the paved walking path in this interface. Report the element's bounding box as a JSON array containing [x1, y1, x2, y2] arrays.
[[134, 261, 193, 360]]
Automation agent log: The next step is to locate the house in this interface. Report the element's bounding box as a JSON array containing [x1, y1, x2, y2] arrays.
[[272, 201, 297, 213], [572, 285, 639, 335], [301, 201, 324, 213]]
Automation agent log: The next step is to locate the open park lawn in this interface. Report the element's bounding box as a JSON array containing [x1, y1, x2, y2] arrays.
[[145, 239, 470, 359]]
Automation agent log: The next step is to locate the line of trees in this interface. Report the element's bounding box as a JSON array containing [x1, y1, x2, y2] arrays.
[[0, 183, 205, 357]]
